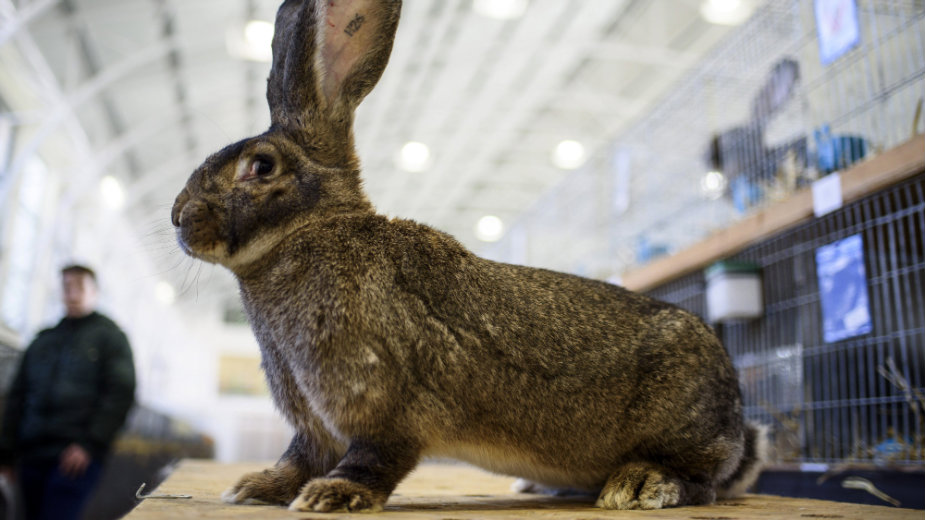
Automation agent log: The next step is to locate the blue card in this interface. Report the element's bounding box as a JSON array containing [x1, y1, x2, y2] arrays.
[[816, 234, 873, 342]]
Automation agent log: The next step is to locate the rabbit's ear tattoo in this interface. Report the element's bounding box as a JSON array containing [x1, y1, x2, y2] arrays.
[[268, 0, 401, 129]]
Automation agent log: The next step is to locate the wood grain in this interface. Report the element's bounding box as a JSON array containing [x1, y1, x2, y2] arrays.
[[126, 459, 923, 519]]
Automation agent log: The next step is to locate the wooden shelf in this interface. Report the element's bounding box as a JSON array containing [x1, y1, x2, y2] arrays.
[[126, 460, 923, 519], [622, 135, 925, 293]]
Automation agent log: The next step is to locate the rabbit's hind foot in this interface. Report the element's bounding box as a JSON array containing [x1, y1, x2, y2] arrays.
[[595, 462, 714, 510], [289, 477, 386, 513], [222, 465, 304, 505]]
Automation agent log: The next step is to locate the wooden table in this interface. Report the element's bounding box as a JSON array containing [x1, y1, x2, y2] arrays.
[[126, 460, 922, 519]]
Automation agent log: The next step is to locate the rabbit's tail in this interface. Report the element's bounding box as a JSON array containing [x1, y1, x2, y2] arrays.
[[717, 422, 769, 498]]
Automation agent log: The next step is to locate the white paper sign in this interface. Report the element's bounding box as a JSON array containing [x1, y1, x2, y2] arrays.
[[813, 173, 843, 217], [815, 0, 861, 65]]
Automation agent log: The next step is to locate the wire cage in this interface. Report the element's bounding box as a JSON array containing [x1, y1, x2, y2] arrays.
[[648, 174, 925, 466]]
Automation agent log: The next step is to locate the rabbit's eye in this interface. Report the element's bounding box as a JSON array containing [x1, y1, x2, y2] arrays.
[[251, 156, 275, 177]]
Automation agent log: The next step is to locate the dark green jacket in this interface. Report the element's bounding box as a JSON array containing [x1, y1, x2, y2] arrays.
[[0, 311, 135, 464]]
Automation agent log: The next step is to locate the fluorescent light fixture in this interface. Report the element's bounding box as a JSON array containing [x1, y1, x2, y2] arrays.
[[226, 20, 274, 62], [700, 0, 753, 26], [245, 20, 274, 49], [100, 176, 125, 210], [473, 0, 528, 20], [701, 170, 727, 199], [397, 141, 432, 172], [475, 215, 504, 242], [552, 140, 586, 170], [155, 281, 176, 305]]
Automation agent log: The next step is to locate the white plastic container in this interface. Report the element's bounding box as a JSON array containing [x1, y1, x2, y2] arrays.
[[705, 261, 763, 322]]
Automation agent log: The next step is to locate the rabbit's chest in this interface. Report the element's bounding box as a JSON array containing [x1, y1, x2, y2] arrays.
[[271, 327, 392, 435], [241, 274, 398, 436]]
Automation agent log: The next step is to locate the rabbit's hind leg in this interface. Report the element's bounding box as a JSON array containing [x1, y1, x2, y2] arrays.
[[595, 461, 715, 510]]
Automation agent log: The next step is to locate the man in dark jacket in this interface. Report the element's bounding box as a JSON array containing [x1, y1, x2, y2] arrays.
[[0, 265, 135, 520]]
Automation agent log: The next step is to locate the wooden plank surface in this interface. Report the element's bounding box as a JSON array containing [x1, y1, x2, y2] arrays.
[[622, 135, 925, 292], [126, 460, 922, 519]]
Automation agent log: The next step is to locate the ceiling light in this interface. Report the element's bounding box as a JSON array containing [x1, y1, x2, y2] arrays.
[[475, 215, 504, 242], [100, 176, 125, 210], [701, 170, 727, 199], [155, 281, 176, 305], [397, 141, 432, 172], [472, 0, 528, 20], [552, 140, 586, 170], [700, 0, 753, 26], [244, 20, 274, 49], [226, 20, 273, 62]]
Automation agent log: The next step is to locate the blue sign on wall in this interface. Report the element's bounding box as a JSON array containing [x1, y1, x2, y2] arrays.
[[816, 234, 873, 343]]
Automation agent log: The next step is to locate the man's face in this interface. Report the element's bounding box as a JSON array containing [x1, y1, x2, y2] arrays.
[[62, 273, 98, 318]]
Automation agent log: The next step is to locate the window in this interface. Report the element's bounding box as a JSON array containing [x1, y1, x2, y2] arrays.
[[1, 158, 52, 334]]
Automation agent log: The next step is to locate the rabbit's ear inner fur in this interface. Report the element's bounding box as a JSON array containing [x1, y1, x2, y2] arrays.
[[268, 0, 400, 130]]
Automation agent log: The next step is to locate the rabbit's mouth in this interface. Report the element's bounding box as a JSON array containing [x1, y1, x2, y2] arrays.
[[177, 231, 228, 265], [176, 226, 224, 263], [176, 234, 192, 256], [173, 199, 229, 264]]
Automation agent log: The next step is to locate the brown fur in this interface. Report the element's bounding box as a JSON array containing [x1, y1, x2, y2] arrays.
[[172, 0, 765, 512]]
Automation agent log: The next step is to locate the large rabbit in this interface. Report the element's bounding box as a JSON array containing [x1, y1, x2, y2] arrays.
[[172, 0, 766, 512]]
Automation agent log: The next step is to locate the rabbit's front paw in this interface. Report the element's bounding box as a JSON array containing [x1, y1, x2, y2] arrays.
[[222, 467, 304, 505], [596, 462, 682, 510], [289, 477, 385, 513]]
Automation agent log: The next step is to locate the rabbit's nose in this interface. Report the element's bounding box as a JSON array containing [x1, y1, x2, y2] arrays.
[[171, 189, 190, 227]]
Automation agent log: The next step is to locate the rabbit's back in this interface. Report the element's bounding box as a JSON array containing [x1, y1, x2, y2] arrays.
[[406, 244, 744, 486]]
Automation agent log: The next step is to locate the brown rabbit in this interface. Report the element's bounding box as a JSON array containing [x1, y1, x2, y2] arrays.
[[172, 0, 766, 512]]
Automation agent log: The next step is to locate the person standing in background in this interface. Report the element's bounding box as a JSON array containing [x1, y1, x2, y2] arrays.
[[0, 265, 136, 520]]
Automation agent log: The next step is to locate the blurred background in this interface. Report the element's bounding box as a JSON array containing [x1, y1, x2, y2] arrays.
[[0, 0, 923, 517]]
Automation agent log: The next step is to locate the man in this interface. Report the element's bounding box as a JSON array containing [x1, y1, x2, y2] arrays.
[[0, 265, 136, 520]]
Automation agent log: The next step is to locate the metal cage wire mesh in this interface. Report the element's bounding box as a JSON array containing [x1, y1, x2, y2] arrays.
[[485, 0, 925, 279], [648, 175, 925, 465]]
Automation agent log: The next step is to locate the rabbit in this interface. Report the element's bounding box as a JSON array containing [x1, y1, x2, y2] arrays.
[[171, 0, 767, 512]]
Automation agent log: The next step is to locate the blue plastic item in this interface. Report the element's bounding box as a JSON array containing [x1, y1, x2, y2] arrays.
[[731, 176, 764, 214], [814, 124, 868, 173]]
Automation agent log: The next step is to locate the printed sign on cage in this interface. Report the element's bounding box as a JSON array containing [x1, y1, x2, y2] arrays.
[[814, 0, 862, 65], [815, 234, 872, 343]]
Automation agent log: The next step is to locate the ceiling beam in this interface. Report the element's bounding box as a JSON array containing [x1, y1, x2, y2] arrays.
[[356, 0, 464, 161], [244, 0, 261, 135], [153, 0, 198, 164], [5, 36, 177, 189], [591, 41, 701, 69], [125, 153, 196, 206], [60, 0, 143, 176], [418, 0, 632, 222], [0, 0, 94, 199], [0, 0, 59, 47]]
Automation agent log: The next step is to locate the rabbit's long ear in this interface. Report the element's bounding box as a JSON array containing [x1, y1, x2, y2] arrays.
[[267, 0, 401, 129]]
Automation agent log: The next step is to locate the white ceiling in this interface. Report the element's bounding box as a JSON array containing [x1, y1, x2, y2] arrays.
[[1, 0, 742, 312]]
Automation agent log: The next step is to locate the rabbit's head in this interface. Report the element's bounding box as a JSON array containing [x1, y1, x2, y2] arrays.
[[172, 0, 401, 270]]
